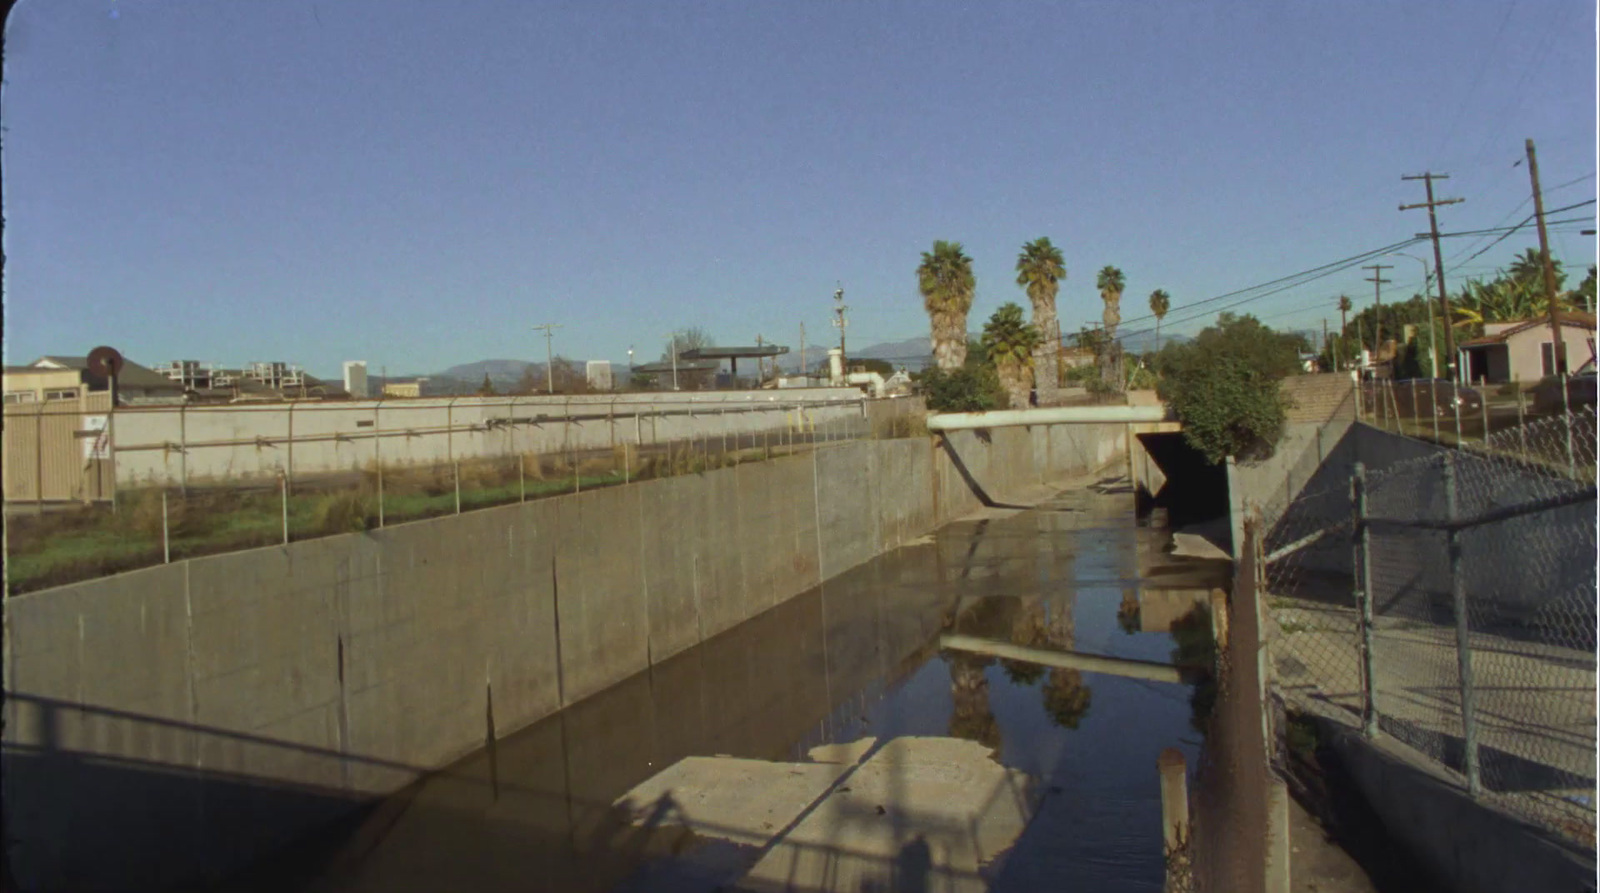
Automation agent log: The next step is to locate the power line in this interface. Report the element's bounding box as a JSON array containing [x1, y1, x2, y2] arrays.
[[1111, 236, 1427, 331], [1111, 217, 1592, 345]]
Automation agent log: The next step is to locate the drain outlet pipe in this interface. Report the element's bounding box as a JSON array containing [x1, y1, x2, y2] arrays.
[[926, 404, 1168, 431]]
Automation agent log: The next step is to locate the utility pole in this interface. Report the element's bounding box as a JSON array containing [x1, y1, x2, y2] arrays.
[[1524, 139, 1567, 375], [531, 323, 563, 395], [799, 322, 807, 381], [1322, 318, 1329, 370], [832, 284, 849, 366], [1363, 264, 1393, 367], [755, 334, 765, 384], [1401, 173, 1465, 382]]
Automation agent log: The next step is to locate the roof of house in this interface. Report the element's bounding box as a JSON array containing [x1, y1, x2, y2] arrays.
[[1458, 312, 1597, 349], [32, 355, 183, 390]]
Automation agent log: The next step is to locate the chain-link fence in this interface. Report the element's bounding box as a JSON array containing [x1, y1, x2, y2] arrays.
[[1358, 372, 1593, 460], [5, 395, 906, 595], [1261, 405, 1597, 848]]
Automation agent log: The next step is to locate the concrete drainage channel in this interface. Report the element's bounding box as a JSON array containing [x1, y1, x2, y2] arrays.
[[4, 423, 1159, 891], [214, 470, 1232, 893]]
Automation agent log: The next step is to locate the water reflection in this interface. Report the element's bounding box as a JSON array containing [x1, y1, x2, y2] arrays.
[[229, 479, 1228, 893]]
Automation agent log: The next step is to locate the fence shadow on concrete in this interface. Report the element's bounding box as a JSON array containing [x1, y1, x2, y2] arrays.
[[5, 689, 1046, 893]]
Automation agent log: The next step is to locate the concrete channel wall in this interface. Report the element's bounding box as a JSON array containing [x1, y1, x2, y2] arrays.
[[106, 389, 873, 489], [2, 422, 1130, 892]]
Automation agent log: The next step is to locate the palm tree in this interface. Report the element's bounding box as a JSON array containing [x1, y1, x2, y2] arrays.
[[981, 303, 1042, 409], [1451, 276, 1572, 335], [1016, 238, 1066, 402], [1337, 296, 1352, 371], [1148, 289, 1171, 352], [1508, 247, 1565, 292], [919, 241, 977, 370], [1096, 266, 1126, 337]]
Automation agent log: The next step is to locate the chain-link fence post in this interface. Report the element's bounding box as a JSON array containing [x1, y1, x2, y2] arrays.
[[162, 489, 171, 563], [281, 473, 289, 545], [376, 403, 385, 528], [1443, 453, 1482, 796], [520, 453, 526, 501], [1353, 461, 1378, 737], [1410, 379, 1419, 437], [1561, 372, 1575, 477], [454, 460, 461, 514], [1515, 379, 1527, 455], [1452, 391, 1464, 449], [1479, 393, 1490, 446]]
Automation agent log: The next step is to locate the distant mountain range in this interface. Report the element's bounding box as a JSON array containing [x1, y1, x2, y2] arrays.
[[380, 327, 1198, 393]]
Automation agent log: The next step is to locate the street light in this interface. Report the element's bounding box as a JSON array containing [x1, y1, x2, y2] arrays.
[[1385, 252, 1440, 379]]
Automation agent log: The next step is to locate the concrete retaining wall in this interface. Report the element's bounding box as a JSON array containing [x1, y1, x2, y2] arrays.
[[1314, 716, 1594, 893], [3, 423, 1126, 891], [107, 389, 869, 488]]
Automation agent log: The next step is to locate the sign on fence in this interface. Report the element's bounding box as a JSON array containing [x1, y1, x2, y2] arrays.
[[81, 415, 110, 460]]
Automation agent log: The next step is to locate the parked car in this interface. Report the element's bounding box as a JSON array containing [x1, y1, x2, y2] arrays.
[[1369, 379, 1484, 418], [1531, 371, 1597, 415]]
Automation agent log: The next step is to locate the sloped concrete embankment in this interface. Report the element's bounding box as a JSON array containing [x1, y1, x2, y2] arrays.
[[2, 423, 1125, 891]]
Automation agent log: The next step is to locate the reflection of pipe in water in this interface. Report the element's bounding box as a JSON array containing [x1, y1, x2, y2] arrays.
[[939, 634, 1193, 684]]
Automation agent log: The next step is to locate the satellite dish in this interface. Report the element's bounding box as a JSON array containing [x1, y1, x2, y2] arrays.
[[87, 346, 125, 379]]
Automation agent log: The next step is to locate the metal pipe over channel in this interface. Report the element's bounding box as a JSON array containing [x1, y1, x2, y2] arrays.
[[925, 404, 1169, 431]]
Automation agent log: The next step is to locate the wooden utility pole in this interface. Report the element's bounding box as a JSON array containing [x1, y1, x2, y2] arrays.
[[1338, 297, 1351, 372], [1322, 318, 1330, 370], [1525, 139, 1567, 375], [799, 322, 807, 381], [1400, 173, 1465, 381], [1363, 264, 1393, 366], [532, 323, 563, 394]]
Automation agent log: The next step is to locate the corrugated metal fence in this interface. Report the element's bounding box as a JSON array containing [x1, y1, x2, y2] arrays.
[[3, 392, 115, 504]]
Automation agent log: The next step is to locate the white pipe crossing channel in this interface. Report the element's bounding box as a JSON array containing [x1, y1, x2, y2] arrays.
[[925, 404, 1170, 432]]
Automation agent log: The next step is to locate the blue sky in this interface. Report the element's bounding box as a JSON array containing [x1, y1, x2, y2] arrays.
[[4, 0, 1595, 377]]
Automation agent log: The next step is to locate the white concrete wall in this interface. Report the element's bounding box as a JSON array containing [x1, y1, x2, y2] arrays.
[[107, 389, 868, 487]]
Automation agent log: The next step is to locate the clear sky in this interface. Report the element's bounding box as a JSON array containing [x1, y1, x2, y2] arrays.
[[4, 0, 1595, 377]]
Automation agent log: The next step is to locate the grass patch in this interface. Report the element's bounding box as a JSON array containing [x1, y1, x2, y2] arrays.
[[5, 447, 723, 594]]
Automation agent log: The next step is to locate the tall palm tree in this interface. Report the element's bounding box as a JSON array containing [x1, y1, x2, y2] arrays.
[[1508, 247, 1565, 292], [1338, 296, 1352, 371], [1148, 289, 1171, 352], [919, 241, 977, 370], [981, 303, 1042, 409], [1096, 266, 1126, 337], [1016, 238, 1066, 402]]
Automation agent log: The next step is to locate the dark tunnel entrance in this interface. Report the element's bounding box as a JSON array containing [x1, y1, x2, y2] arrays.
[[1136, 431, 1231, 534]]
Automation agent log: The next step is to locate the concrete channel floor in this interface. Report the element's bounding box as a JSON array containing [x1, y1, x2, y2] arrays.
[[214, 471, 1243, 893], [1286, 795, 1382, 893]]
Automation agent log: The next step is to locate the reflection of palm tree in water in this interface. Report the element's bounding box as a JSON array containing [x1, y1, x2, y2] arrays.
[[1001, 596, 1048, 685], [1042, 592, 1093, 729], [945, 596, 1017, 750], [947, 654, 1002, 749]]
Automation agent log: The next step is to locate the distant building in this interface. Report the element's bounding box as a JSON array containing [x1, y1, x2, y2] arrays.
[[383, 380, 424, 399], [2, 365, 84, 404], [1458, 312, 1597, 384], [22, 356, 186, 405], [585, 360, 614, 391], [344, 361, 369, 399]]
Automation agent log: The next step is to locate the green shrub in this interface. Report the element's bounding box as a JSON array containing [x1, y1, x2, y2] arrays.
[[1156, 313, 1300, 463], [920, 365, 1004, 413], [308, 489, 373, 534]]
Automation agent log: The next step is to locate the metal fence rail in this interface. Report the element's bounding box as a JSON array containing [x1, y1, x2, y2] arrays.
[[1261, 406, 1597, 848]]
